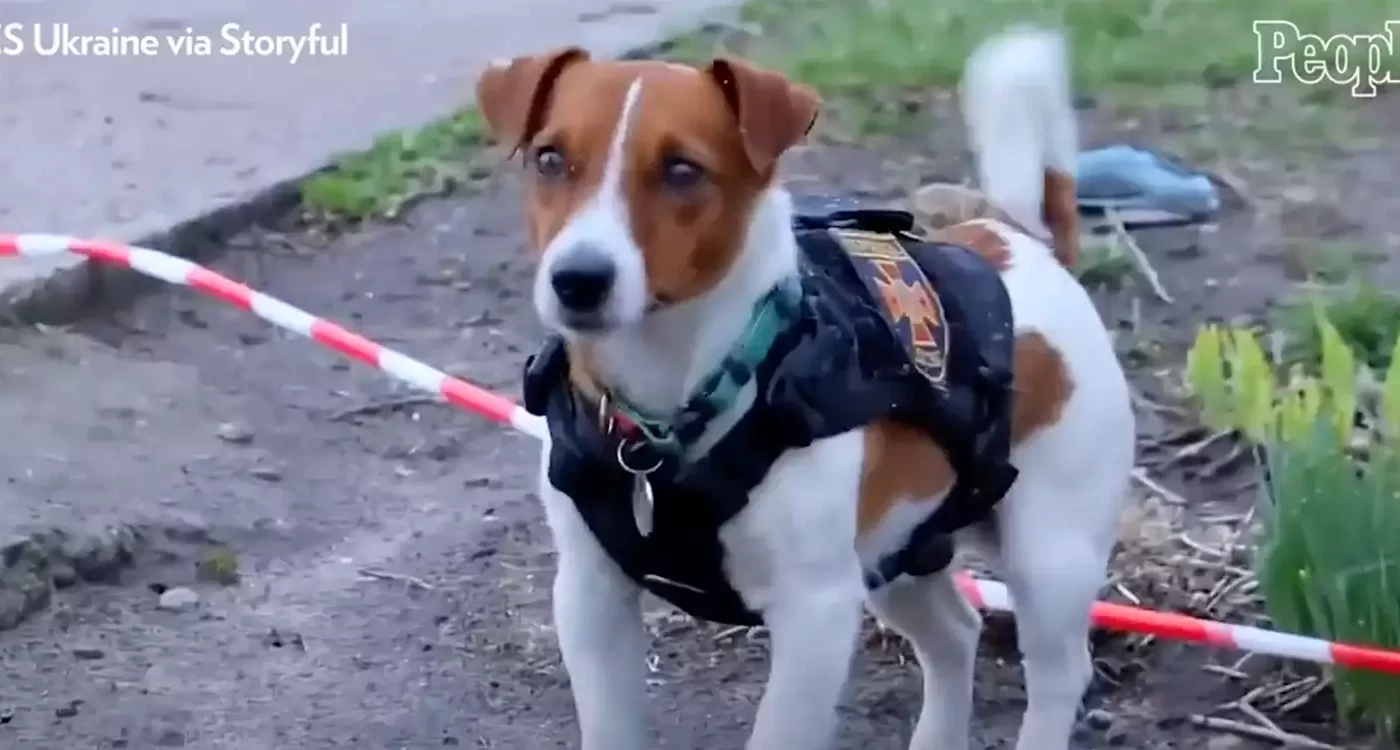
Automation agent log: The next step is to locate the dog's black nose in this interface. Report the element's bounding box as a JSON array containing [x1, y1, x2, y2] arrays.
[[551, 248, 616, 314]]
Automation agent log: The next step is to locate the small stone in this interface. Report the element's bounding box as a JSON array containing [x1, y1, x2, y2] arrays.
[[71, 647, 106, 660], [415, 269, 458, 286], [61, 527, 137, 583], [161, 513, 211, 544], [215, 422, 253, 444], [262, 627, 305, 650], [54, 700, 81, 718], [1281, 185, 1318, 205], [1206, 734, 1249, 750], [0, 588, 36, 631], [1082, 708, 1115, 730], [50, 563, 78, 589], [157, 587, 200, 611], [176, 308, 209, 329], [461, 311, 499, 327], [249, 465, 282, 482], [2, 535, 34, 568], [156, 729, 186, 746]]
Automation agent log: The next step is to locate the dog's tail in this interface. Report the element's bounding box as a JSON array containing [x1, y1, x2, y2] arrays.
[[961, 27, 1079, 268]]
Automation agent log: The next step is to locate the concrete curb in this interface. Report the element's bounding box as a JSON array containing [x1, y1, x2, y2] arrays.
[[0, 176, 307, 326]]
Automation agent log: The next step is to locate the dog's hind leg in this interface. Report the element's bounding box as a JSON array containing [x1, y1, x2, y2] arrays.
[[866, 569, 980, 750], [994, 471, 1124, 750]]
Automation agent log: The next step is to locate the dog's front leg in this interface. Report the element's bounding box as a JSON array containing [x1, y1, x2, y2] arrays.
[[539, 462, 649, 750], [748, 579, 865, 750], [733, 433, 870, 750]]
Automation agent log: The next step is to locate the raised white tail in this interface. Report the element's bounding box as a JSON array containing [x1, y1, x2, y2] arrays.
[[961, 27, 1080, 267]]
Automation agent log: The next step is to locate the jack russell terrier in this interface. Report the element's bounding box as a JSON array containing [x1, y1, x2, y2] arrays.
[[477, 25, 1134, 750]]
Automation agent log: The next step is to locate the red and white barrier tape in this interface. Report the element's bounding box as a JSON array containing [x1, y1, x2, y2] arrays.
[[5, 231, 1400, 677], [0, 234, 546, 440]]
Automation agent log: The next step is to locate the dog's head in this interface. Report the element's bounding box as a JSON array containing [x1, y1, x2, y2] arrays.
[[475, 50, 819, 337]]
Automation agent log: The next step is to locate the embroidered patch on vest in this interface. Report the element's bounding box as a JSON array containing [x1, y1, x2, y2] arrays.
[[830, 228, 949, 386]]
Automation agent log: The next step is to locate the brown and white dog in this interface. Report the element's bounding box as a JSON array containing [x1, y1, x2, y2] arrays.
[[477, 27, 1134, 750]]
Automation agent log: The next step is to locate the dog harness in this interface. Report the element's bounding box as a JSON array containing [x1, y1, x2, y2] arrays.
[[522, 199, 1019, 626]]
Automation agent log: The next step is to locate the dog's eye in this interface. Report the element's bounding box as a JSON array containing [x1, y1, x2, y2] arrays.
[[660, 156, 705, 190], [534, 146, 568, 180]]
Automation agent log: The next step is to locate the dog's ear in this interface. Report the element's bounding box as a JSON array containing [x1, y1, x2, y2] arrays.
[[476, 47, 590, 154], [706, 57, 820, 174]]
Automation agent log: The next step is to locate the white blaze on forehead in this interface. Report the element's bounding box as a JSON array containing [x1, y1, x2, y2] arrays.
[[596, 77, 644, 221], [533, 77, 650, 329]]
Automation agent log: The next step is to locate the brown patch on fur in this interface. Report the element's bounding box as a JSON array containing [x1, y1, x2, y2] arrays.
[[475, 51, 818, 307], [1009, 331, 1074, 444], [857, 331, 1074, 535], [860, 420, 954, 534], [476, 48, 591, 154], [907, 171, 1080, 271], [708, 59, 820, 175], [927, 221, 1011, 270], [1042, 168, 1079, 268], [907, 183, 1030, 235]]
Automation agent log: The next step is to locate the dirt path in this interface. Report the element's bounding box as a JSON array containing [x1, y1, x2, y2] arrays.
[[0, 174, 1149, 750], [13, 86, 1400, 746]]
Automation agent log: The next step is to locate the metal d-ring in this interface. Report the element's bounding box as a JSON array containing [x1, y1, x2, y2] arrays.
[[616, 440, 663, 476]]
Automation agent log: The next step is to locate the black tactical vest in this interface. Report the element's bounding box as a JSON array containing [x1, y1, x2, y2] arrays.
[[522, 199, 1019, 626]]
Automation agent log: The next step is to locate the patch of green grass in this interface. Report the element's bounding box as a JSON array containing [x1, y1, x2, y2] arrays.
[[1291, 241, 1369, 285], [746, 0, 1396, 90], [655, 25, 740, 64], [1164, 89, 1373, 172], [300, 109, 494, 225], [1187, 320, 1400, 740], [196, 546, 241, 586], [1262, 421, 1400, 741], [729, 0, 1395, 135], [1276, 284, 1400, 373]]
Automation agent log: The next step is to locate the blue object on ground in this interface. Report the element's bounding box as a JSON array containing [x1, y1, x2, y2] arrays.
[[1076, 145, 1220, 228]]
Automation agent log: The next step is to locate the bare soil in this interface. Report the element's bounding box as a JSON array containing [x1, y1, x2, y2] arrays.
[[1, 90, 1398, 749]]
